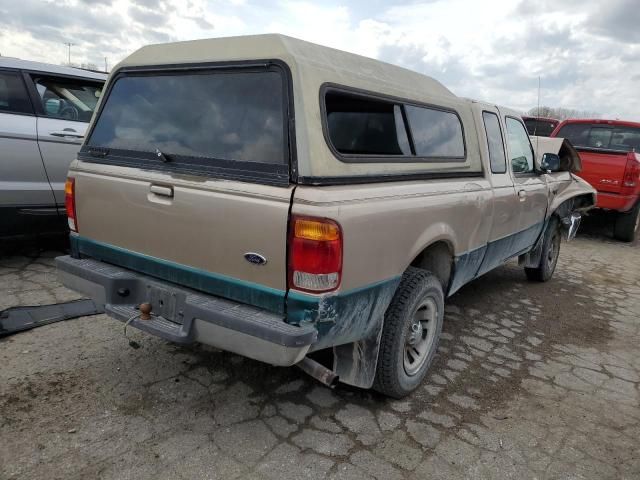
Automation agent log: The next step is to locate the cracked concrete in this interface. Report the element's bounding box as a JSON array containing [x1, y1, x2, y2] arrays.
[[1, 218, 639, 479]]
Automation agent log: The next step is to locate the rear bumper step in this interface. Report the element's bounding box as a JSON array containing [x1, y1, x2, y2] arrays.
[[56, 255, 317, 366]]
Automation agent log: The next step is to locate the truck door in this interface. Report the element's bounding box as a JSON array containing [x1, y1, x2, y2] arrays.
[[504, 115, 548, 252], [25, 73, 103, 206], [475, 109, 521, 276]]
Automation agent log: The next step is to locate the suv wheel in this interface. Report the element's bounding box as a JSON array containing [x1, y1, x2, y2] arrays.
[[614, 202, 640, 242], [525, 217, 561, 282], [374, 267, 444, 398]]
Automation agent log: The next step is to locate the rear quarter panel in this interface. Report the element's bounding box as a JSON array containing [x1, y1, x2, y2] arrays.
[[289, 178, 492, 349], [292, 179, 492, 290]]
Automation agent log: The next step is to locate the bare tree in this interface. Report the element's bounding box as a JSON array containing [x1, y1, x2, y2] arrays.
[[527, 106, 600, 120]]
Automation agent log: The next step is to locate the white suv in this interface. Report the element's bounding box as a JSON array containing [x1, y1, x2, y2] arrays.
[[0, 58, 105, 238]]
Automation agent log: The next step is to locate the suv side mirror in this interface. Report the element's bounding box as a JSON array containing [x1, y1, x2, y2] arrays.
[[541, 153, 561, 173]]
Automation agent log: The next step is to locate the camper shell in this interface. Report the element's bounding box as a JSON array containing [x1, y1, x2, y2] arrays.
[[83, 34, 482, 183]]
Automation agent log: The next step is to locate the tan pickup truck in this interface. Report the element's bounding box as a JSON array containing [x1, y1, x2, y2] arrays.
[[57, 34, 595, 398]]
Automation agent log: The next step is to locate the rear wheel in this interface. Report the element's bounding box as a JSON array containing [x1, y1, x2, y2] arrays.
[[374, 267, 444, 398], [614, 202, 640, 242], [525, 217, 561, 282]]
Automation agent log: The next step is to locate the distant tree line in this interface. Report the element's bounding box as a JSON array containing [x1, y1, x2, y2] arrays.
[[527, 106, 600, 120]]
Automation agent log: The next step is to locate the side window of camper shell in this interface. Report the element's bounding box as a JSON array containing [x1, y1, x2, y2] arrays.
[[323, 87, 465, 162]]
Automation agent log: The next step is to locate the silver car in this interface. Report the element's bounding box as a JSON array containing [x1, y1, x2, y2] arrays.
[[0, 58, 105, 238]]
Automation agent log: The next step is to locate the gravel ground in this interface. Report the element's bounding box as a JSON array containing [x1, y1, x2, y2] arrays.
[[1, 216, 639, 480]]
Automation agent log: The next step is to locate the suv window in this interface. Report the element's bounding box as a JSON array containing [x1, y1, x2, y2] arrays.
[[324, 88, 465, 161], [0, 72, 33, 115], [88, 69, 286, 164], [32, 76, 103, 122], [506, 117, 534, 174], [556, 123, 640, 152], [482, 112, 506, 173]]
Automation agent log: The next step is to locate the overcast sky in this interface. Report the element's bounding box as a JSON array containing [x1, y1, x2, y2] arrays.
[[1, 0, 639, 120]]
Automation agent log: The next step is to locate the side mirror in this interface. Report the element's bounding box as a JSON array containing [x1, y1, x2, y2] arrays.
[[541, 153, 561, 173]]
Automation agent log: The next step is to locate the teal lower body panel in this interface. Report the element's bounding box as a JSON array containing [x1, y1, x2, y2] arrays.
[[69, 236, 286, 314], [449, 221, 545, 295], [287, 277, 401, 350], [69, 236, 402, 347]]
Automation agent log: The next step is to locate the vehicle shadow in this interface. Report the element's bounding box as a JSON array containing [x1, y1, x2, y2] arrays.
[[0, 234, 69, 259], [578, 210, 619, 242]]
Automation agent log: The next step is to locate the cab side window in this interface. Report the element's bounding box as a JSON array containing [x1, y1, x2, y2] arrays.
[[482, 111, 506, 173], [0, 72, 33, 115], [506, 117, 534, 174]]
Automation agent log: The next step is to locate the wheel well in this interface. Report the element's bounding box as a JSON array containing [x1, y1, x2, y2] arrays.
[[409, 241, 453, 291]]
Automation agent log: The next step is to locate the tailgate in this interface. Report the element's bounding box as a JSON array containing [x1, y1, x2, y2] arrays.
[[576, 149, 627, 194], [69, 62, 294, 314]]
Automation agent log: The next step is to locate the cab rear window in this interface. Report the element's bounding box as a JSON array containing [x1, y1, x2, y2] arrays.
[[556, 123, 640, 152], [88, 69, 285, 164]]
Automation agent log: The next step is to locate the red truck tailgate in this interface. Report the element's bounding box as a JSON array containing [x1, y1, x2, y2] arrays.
[[576, 149, 628, 194]]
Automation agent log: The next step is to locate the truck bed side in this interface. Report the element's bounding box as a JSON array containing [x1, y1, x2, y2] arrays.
[[288, 177, 494, 349]]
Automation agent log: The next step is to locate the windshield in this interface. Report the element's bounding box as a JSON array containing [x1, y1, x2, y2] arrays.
[[556, 123, 640, 152], [87, 69, 286, 165]]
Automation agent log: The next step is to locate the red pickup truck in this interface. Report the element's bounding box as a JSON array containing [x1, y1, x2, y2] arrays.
[[551, 119, 640, 242]]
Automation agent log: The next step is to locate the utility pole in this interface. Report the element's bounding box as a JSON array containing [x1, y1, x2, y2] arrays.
[[104, 57, 108, 73], [64, 42, 74, 65]]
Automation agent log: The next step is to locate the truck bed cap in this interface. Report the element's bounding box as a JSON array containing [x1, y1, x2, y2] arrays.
[[114, 33, 455, 101]]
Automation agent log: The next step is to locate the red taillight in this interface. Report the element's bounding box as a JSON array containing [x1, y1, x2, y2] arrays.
[[622, 153, 640, 194], [65, 178, 77, 232], [288, 216, 342, 293]]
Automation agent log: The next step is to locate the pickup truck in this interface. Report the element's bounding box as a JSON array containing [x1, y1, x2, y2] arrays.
[[56, 34, 595, 398], [551, 119, 640, 242]]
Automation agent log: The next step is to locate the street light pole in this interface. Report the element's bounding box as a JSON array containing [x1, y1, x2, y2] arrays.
[[64, 42, 74, 65]]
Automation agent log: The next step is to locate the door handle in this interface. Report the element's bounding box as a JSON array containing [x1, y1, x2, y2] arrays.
[[149, 184, 173, 198], [518, 189, 526, 201], [50, 131, 84, 138]]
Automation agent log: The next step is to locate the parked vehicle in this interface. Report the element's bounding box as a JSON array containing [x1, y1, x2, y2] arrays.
[[0, 58, 106, 238], [56, 35, 595, 397], [551, 119, 640, 242], [522, 116, 559, 137]]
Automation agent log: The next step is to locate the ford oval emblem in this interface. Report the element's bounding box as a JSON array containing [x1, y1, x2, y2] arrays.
[[244, 252, 267, 266]]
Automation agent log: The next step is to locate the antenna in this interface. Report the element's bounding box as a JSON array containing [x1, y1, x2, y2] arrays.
[[534, 76, 540, 155]]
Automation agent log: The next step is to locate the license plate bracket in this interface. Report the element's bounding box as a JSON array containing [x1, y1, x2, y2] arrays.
[[147, 285, 182, 323]]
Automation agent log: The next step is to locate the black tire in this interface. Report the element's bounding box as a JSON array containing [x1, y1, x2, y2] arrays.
[[374, 267, 444, 399], [614, 202, 640, 242], [525, 217, 561, 282]]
